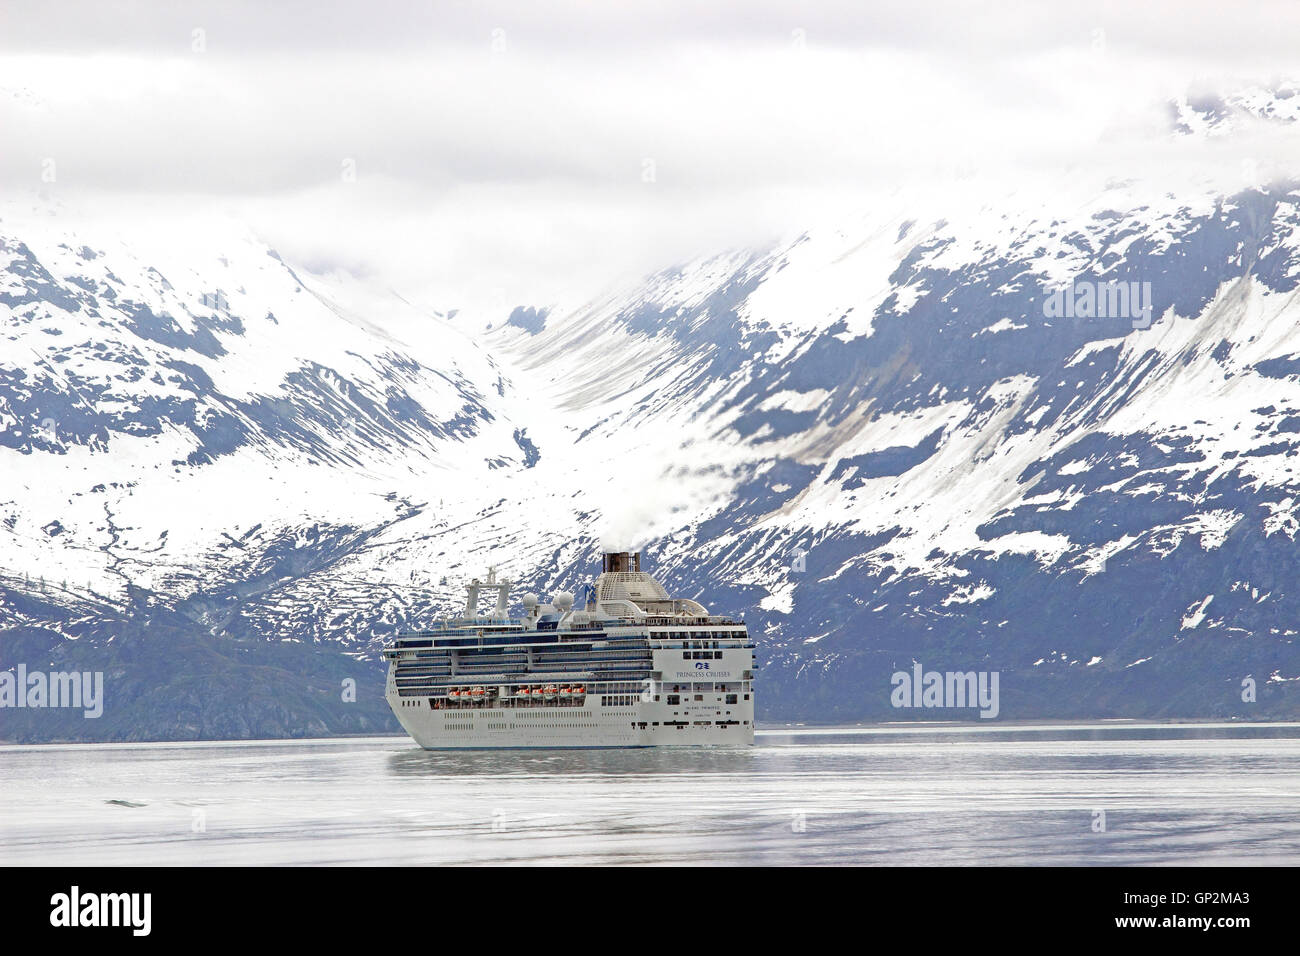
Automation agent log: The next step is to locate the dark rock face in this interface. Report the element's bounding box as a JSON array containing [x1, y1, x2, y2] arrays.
[[0, 615, 394, 743], [506, 306, 549, 335]]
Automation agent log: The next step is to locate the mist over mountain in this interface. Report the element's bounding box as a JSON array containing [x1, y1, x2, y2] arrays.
[[4, 82, 1300, 741]]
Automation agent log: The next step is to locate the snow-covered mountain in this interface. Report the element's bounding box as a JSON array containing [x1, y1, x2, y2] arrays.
[[4, 97, 1300, 740], [484, 178, 1300, 725]]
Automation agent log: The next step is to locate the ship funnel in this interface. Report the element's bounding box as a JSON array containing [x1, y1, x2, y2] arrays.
[[601, 551, 640, 573]]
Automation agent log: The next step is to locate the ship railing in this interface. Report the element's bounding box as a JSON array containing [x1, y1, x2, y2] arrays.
[[404, 667, 652, 688], [400, 619, 522, 633], [640, 615, 742, 626]]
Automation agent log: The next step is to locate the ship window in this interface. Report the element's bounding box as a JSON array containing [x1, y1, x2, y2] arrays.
[[744, 694, 750, 700], [713, 651, 723, 659], [726, 694, 738, 704], [694, 694, 703, 701], [666, 695, 680, 705], [683, 652, 691, 660]]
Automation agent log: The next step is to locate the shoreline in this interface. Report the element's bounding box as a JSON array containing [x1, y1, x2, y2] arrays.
[[5, 718, 1300, 749]]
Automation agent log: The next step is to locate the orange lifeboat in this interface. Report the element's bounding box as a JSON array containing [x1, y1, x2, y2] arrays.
[[517, 687, 531, 697], [470, 686, 485, 699], [543, 684, 558, 699]]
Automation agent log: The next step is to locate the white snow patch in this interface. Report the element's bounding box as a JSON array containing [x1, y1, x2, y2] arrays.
[[1181, 594, 1214, 630], [1192, 509, 1241, 550], [941, 582, 995, 606], [977, 317, 1027, 335], [759, 585, 794, 614], [759, 389, 831, 414], [1262, 498, 1299, 539]]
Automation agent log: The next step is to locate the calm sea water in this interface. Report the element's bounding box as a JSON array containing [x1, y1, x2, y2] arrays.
[[3, 723, 1298, 865]]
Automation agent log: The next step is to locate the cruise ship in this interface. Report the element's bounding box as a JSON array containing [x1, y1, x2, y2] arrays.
[[383, 551, 756, 748]]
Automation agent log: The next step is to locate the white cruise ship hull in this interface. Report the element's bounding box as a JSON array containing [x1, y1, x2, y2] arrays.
[[388, 685, 755, 749], [382, 550, 757, 749]]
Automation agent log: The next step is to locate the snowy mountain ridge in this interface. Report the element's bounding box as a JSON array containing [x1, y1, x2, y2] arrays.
[[5, 106, 1300, 738]]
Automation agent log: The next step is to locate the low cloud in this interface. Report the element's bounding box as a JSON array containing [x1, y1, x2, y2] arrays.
[[3, 1, 1299, 316]]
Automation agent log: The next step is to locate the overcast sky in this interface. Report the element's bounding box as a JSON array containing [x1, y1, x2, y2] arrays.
[[3, 1, 1300, 316]]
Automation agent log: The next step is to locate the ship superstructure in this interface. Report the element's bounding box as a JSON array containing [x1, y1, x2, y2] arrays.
[[383, 551, 756, 748]]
